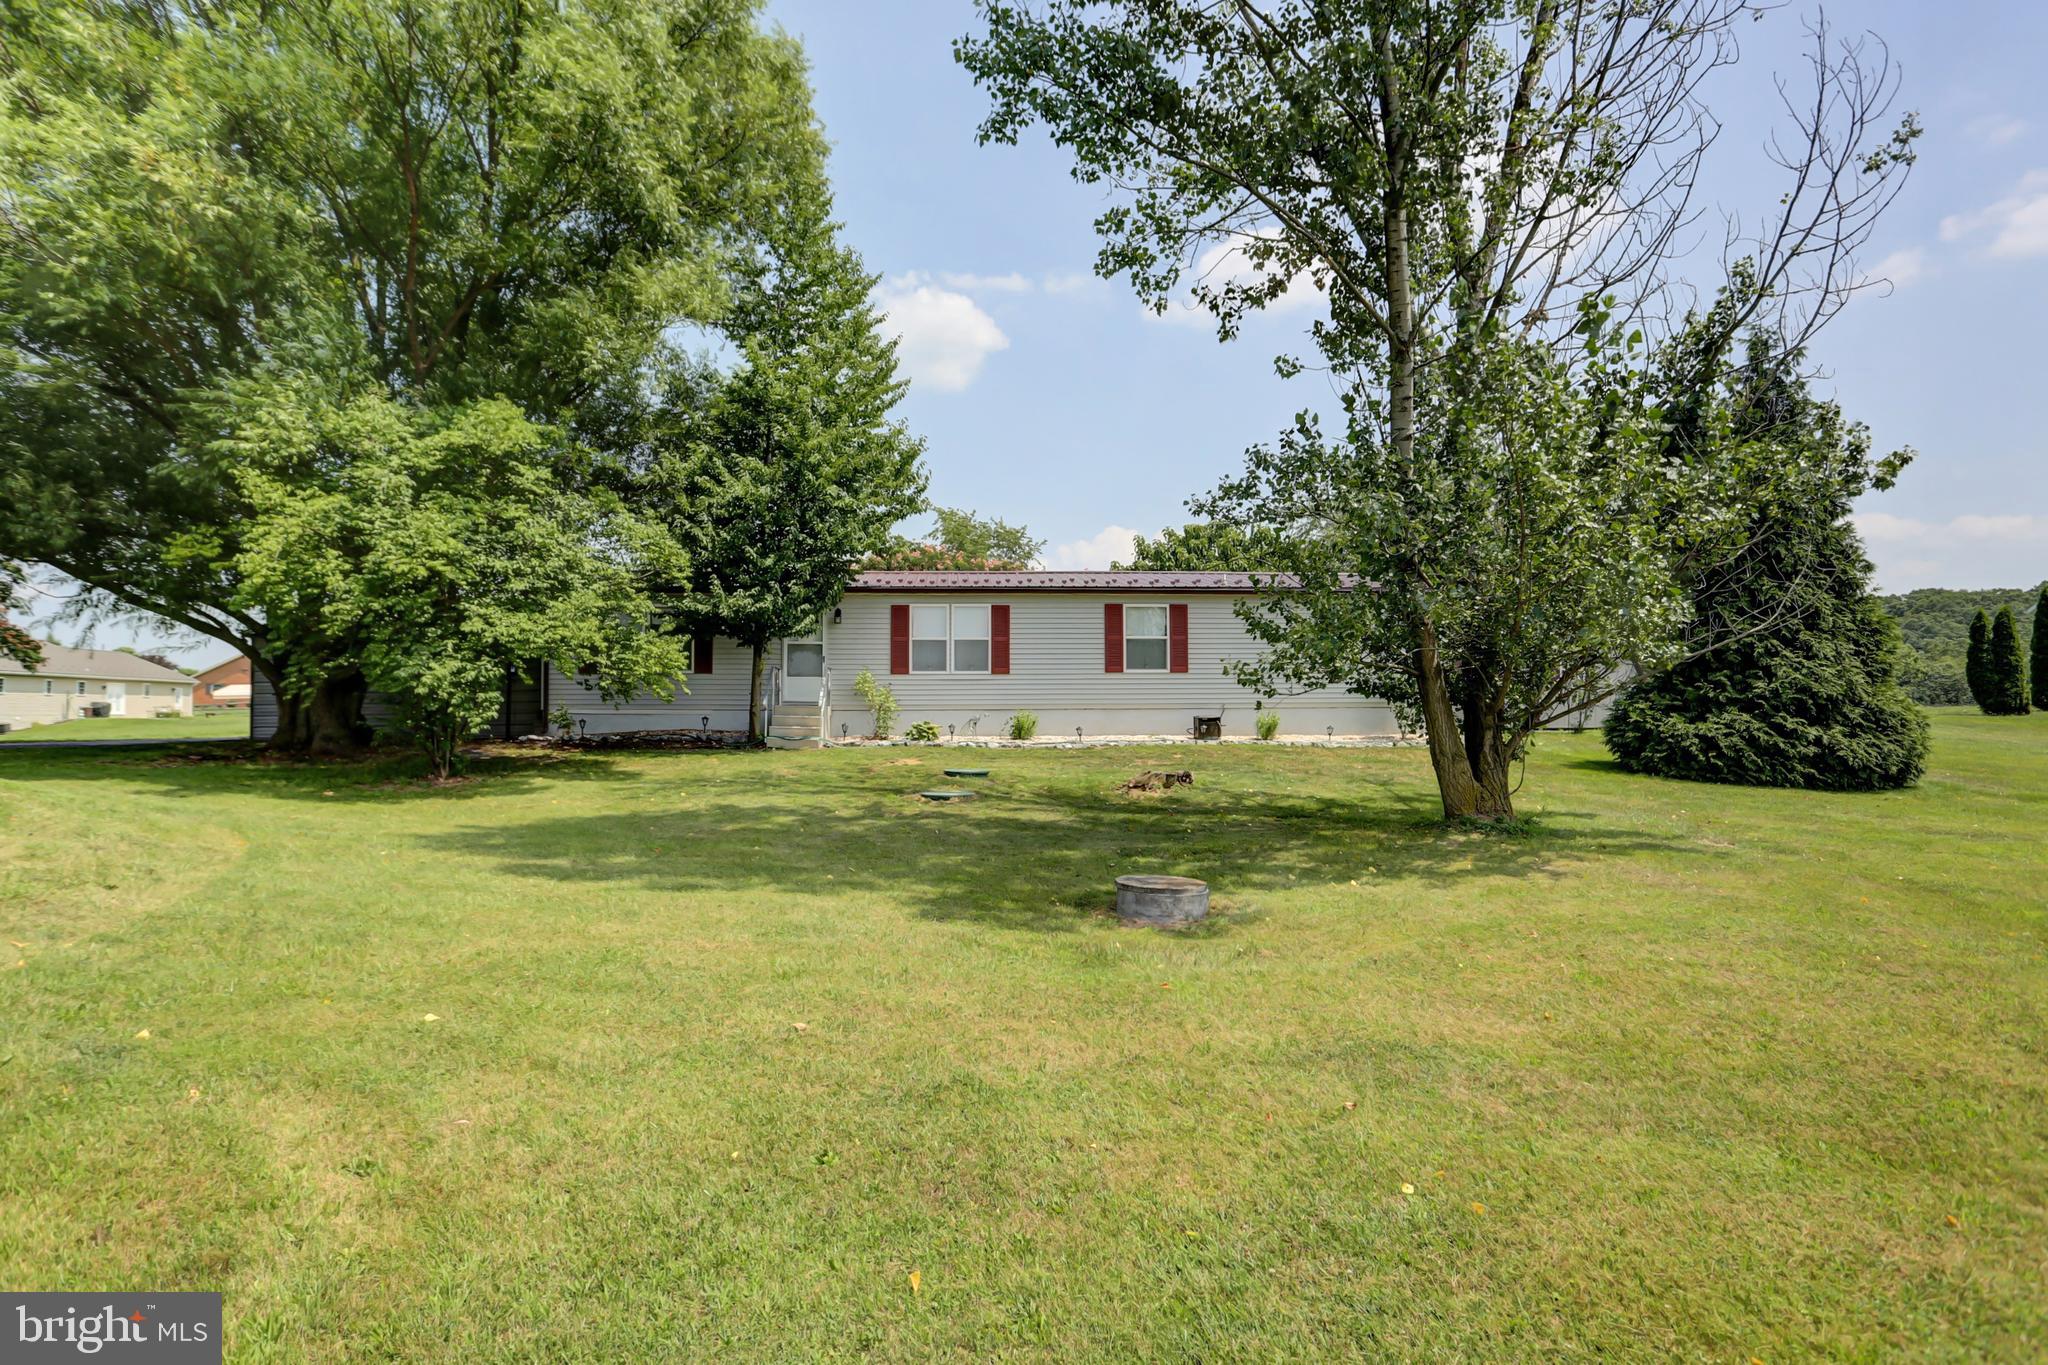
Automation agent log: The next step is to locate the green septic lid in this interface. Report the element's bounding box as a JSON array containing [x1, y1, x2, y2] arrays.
[[942, 768, 990, 778], [919, 790, 977, 801]]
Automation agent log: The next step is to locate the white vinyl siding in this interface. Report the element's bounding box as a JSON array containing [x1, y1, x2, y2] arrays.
[[0, 670, 193, 730], [830, 592, 1397, 738], [541, 635, 761, 735]]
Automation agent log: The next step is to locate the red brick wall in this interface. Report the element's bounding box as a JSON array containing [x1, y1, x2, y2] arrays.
[[193, 655, 252, 707]]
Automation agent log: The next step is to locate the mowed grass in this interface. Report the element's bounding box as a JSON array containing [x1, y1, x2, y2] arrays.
[[0, 709, 250, 743], [0, 712, 2042, 1361]]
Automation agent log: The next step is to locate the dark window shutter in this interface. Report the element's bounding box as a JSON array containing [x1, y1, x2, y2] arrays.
[[991, 604, 1011, 674], [889, 604, 910, 674], [693, 634, 713, 674], [1104, 603, 1124, 673], [1169, 603, 1189, 673]]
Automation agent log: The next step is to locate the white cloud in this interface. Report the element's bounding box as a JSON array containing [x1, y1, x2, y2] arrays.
[[1966, 114, 2028, 147], [1852, 510, 2048, 592], [1150, 241, 1321, 328], [1041, 270, 1100, 295], [1937, 169, 2048, 259], [1043, 525, 1142, 571], [875, 274, 1009, 392], [939, 270, 1033, 294], [1854, 511, 2044, 546], [1862, 247, 1926, 290]]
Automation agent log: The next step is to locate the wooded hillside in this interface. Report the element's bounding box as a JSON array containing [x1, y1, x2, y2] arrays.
[[1879, 587, 2041, 704]]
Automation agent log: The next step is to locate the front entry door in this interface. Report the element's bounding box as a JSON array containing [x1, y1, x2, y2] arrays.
[[105, 682, 127, 716], [783, 623, 824, 704]]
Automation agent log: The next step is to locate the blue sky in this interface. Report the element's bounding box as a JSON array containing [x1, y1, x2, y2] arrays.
[[769, 0, 2047, 586], [31, 0, 2048, 665]]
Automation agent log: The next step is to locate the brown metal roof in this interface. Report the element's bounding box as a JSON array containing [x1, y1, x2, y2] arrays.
[[847, 570, 1303, 593]]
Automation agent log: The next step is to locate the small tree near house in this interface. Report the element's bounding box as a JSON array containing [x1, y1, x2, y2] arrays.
[[638, 174, 926, 740], [227, 393, 689, 779]]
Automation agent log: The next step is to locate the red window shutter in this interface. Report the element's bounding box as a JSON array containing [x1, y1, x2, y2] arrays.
[[693, 634, 713, 674], [889, 604, 910, 674], [1103, 602, 1124, 673], [991, 604, 1010, 674], [1169, 603, 1189, 673]]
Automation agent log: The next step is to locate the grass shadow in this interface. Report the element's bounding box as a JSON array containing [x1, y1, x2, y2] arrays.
[[410, 755, 1698, 934]]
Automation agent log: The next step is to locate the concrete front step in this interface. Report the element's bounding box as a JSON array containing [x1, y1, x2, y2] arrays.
[[767, 701, 823, 747]]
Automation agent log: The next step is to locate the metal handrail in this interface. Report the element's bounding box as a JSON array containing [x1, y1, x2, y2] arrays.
[[760, 663, 781, 741]]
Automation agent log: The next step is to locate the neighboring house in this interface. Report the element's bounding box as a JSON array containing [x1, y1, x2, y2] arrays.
[[192, 653, 254, 708], [248, 570, 1609, 746], [0, 644, 195, 733]]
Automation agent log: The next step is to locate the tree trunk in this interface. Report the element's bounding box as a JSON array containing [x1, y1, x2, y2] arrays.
[[261, 655, 369, 756], [1413, 625, 1516, 822], [747, 643, 766, 744]]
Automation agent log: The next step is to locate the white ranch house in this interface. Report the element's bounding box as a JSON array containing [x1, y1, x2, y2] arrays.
[[0, 644, 194, 734], [571, 571, 1400, 744], [251, 570, 1602, 745]]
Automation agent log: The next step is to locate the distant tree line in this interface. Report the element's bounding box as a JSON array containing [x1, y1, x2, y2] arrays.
[[1882, 588, 2042, 707]]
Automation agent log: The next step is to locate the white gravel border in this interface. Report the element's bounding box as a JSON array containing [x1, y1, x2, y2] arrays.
[[828, 734, 1425, 750]]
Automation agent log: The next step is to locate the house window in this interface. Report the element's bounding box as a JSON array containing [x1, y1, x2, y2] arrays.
[[910, 605, 949, 672], [1124, 604, 1170, 671], [910, 605, 990, 673], [43, 681, 52, 696], [950, 605, 991, 672], [75, 681, 87, 696], [142, 684, 152, 697]]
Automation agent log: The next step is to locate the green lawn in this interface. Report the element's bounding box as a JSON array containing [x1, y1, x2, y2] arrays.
[[1, 712, 2042, 1360], [0, 708, 250, 743]]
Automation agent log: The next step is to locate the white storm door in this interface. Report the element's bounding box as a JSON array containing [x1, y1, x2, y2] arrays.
[[783, 623, 824, 704], [105, 682, 127, 716]]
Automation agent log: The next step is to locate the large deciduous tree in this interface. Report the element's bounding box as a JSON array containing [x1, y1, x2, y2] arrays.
[[958, 1, 1916, 820], [1115, 522, 1282, 572], [1603, 340, 1927, 790], [1, 560, 40, 669], [223, 389, 688, 778], [866, 508, 1044, 571], [0, 0, 817, 752], [638, 175, 927, 740]]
